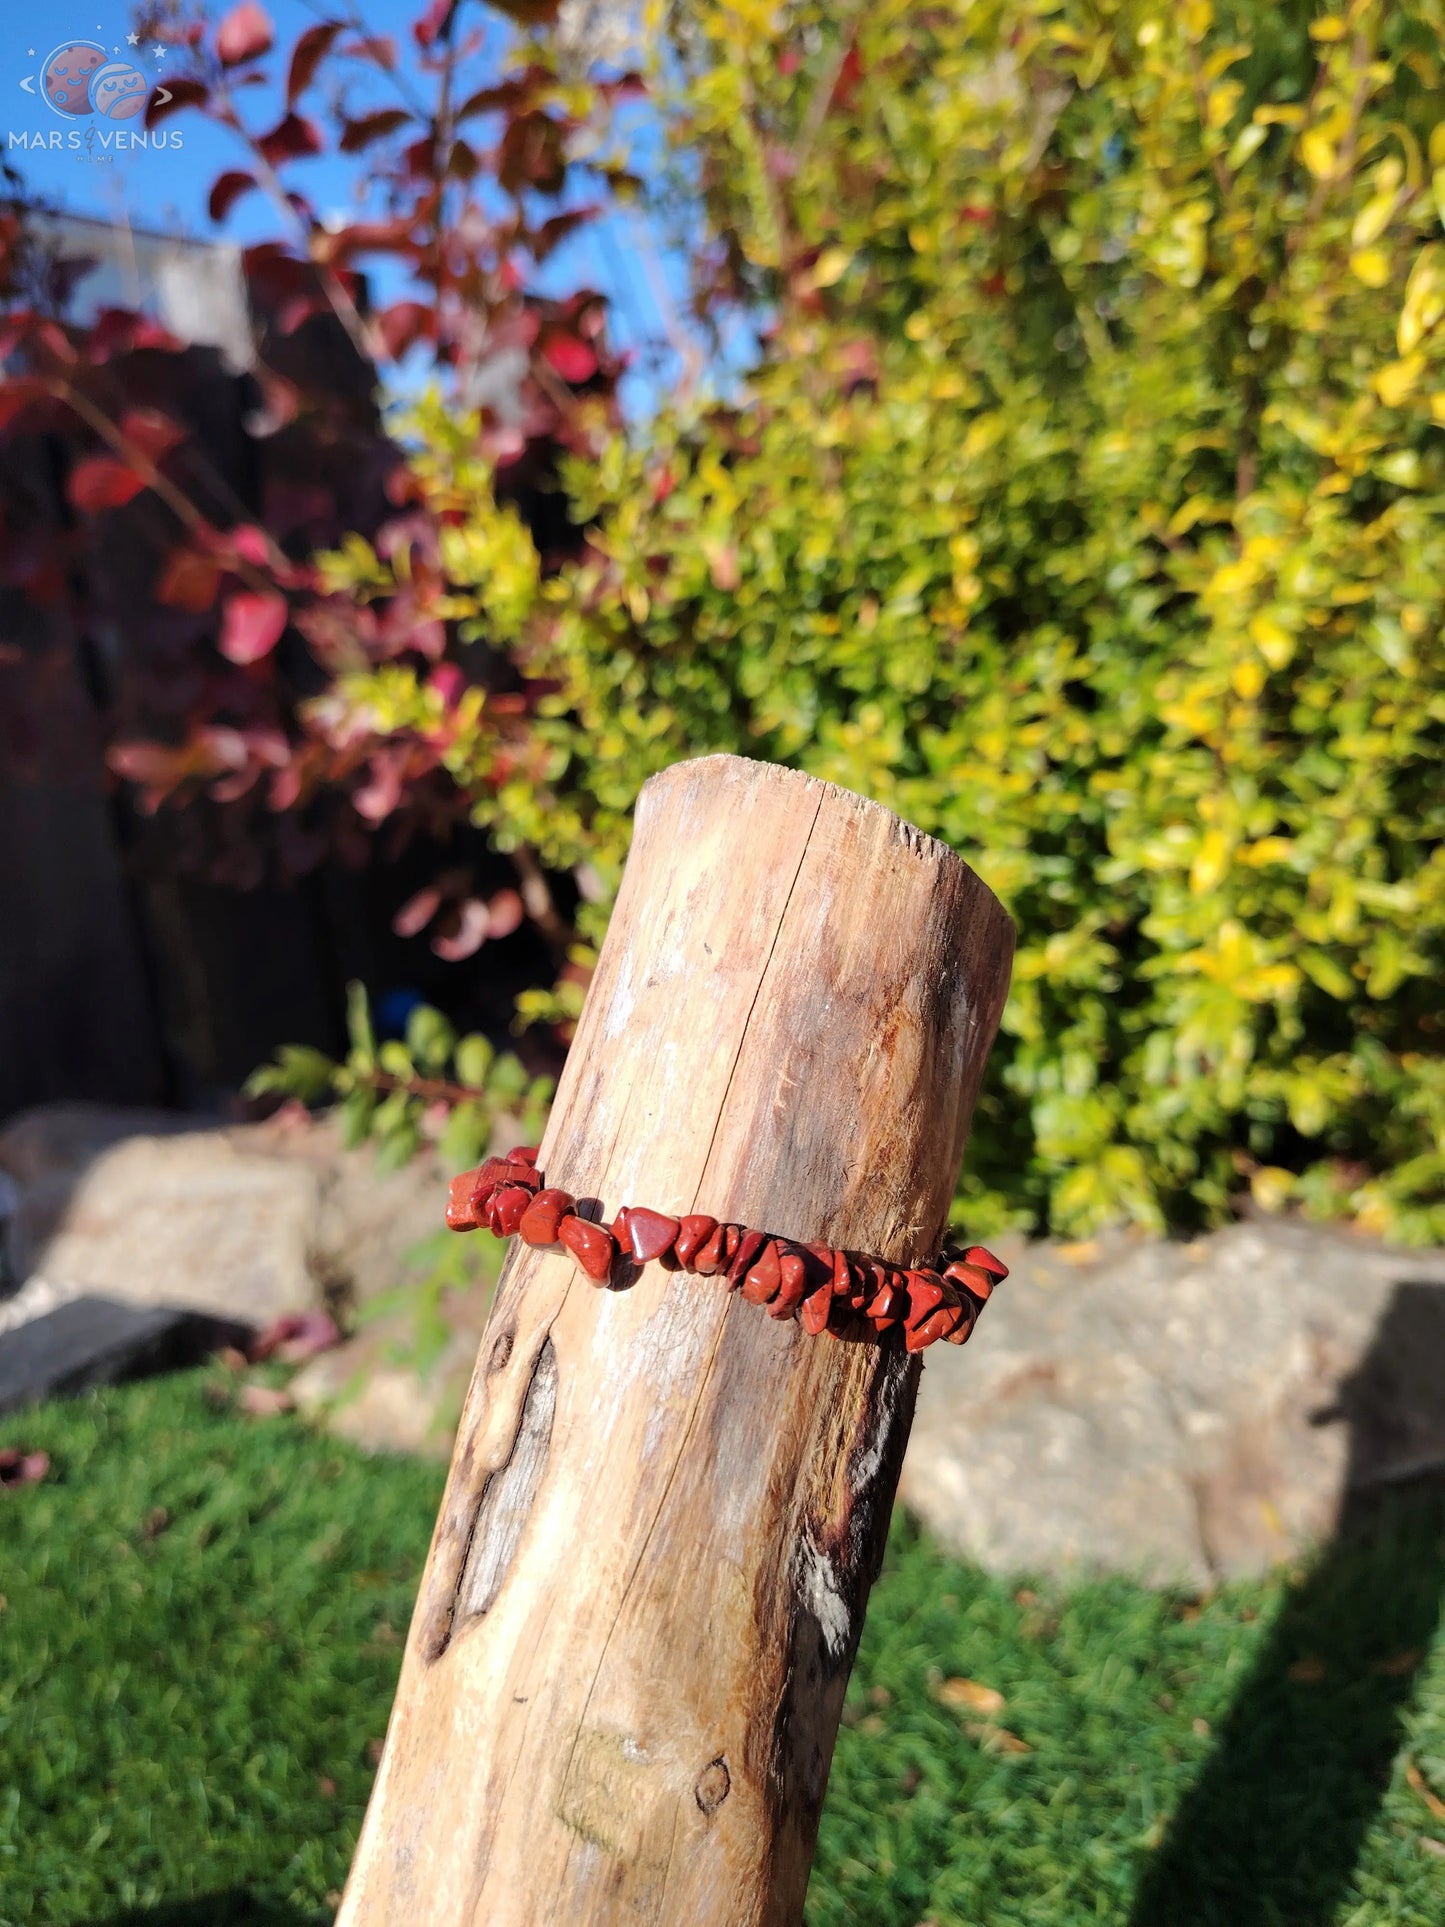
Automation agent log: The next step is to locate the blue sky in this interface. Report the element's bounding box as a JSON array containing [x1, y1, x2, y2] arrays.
[[1, 1, 748, 415]]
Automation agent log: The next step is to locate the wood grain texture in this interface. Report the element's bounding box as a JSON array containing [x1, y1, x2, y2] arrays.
[[337, 754, 1014, 1927]]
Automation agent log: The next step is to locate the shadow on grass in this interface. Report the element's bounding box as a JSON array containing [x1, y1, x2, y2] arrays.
[[1130, 1279, 1445, 1927], [83, 1896, 326, 1927]]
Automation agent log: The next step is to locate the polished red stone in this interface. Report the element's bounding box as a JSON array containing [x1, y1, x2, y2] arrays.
[[768, 1247, 811, 1318], [851, 1256, 887, 1311], [674, 1214, 718, 1268], [517, 1188, 574, 1247], [903, 1271, 946, 1331], [964, 1245, 1008, 1281], [490, 1184, 533, 1237], [906, 1305, 957, 1351], [693, 1224, 729, 1275], [610, 1205, 633, 1243], [830, 1248, 853, 1298], [943, 1260, 993, 1304], [626, 1207, 681, 1263], [721, 1224, 743, 1266], [740, 1238, 782, 1305], [558, 1214, 616, 1283], [865, 1278, 904, 1327], [445, 1169, 487, 1232], [801, 1281, 834, 1336], [945, 1296, 977, 1344], [726, 1228, 767, 1288], [510, 1145, 540, 1165]]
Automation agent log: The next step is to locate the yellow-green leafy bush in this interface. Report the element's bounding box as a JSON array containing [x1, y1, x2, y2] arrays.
[[317, 0, 1445, 1243]]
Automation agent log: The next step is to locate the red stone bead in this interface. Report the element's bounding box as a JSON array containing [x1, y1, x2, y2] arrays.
[[558, 1214, 616, 1283], [851, 1256, 886, 1311], [965, 1245, 1008, 1281], [906, 1306, 956, 1352], [490, 1184, 533, 1237], [768, 1246, 811, 1318], [693, 1224, 729, 1275], [445, 1169, 486, 1232], [945, 1297, 977, 1344], [726, 1228, 767, 1288], [674, 1214, 718, 1268], [830, 1248, 853, 1298], [517, 1188, 574, 1247], [903, 1270, 946, 1331], [510, 1145, 540, 1165], [610, 1205, 633, 1244], [740, 1238, 782, 1305], [943, 1260, 993, 1304], [721, 1224, 743, 1266], [626, 1207, 681, 1264], [865, 1279, 904, 1327], [801, 1282, 833, 1336]]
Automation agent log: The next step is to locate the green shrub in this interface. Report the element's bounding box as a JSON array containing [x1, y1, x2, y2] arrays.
[[314, 0, 1445, 1243]]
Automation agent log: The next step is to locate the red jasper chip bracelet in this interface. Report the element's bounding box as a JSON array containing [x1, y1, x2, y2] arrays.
[[445, 1147, 1007, 1355]]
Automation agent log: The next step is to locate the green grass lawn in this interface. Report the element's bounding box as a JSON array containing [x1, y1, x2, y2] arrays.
[[1, 1373, 1442, 1927]]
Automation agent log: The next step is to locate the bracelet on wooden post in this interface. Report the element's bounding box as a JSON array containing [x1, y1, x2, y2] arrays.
[[446, 1147, 1009, 1354]]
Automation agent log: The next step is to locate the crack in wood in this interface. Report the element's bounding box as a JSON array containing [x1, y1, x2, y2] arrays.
[[447, 1336, 558, 1640]]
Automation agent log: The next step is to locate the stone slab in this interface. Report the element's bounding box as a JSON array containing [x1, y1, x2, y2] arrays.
[[899, 1220, 1445, 1587], [0, 1294, 249, 1415]]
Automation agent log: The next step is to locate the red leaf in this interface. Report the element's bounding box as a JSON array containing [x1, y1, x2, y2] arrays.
[[542, 332, 597, 383], [344, 33, 396, 70], [216, 2, 274, 66], [220, 591, 288, 664], [120, 407, 184, 464], [338, 108, 411, 153], [209, 170, 257, 221], [829, 43, 864, 113], [250, 1309, 340, 1364], [393, 885, 442, 938], [155, 547, 222, 613], [0, 376, 47, 435], [146, 77, 208, 128], [486, 889, 525, 939], [413, 0, 458, 48], [433, 898, 491, 960], [287, 19, 342, 103], [376, 300, 434, 359], [256, 111, 322, 167], [69, 456, 146, 514], [0, 1449, 50, 1490]]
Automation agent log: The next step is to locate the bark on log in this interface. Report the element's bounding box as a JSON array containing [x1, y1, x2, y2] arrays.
[[338, 754, 1014, 1927]]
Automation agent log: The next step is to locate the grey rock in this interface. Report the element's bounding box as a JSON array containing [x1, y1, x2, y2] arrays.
[[0, 1103, 450, 1328], [0, 1294, 248, 1415], [899, 1220, 1445, 1588]]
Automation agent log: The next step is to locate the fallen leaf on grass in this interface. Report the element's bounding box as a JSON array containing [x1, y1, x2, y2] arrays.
[[936, 1676, 1006, 1715], [1406, 1759, 1445, 1821], [964, 1721, 1031, 1754], [250, 1310, 341, 1364], [239, 1384, 295, 1417], [1287, 1656, 1327, 1684], [0, 1449, 50, 1489]]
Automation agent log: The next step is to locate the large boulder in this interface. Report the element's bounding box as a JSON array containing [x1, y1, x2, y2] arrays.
[[899, 1220, 1445, 1588], [0, 1102, 448, 1328]]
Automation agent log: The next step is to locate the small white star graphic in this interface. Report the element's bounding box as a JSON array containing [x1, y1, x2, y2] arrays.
[[153, 44, 166, 57], [127, 30, 138, 44]]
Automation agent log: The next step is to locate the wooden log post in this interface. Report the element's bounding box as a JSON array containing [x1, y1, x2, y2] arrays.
[[338, 754, 1014, 1927]]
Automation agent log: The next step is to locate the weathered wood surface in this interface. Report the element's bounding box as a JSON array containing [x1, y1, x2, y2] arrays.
[[338, 754, 1014, 1927]]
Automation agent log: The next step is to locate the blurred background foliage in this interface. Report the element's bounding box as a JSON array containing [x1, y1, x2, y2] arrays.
[[293, 0, 1445, 1244]]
